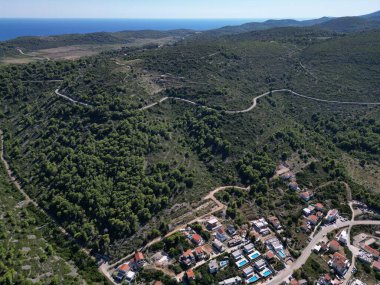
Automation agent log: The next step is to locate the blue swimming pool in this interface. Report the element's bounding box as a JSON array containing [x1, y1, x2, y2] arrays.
[[248, 251, 261, 260], [262, 269, 272, 277], [277, 249, 286, 258], [236, 258, 248, 268], [220, 260, 229, 268], [246, 275, 260, 284]]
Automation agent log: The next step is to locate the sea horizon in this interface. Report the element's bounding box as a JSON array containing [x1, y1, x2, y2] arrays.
[[0, 18, 309, 41]]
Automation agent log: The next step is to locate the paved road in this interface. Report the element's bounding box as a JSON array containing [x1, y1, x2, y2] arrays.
[[140, 89, 380, 113], [54, 89, 90, 107], [105, 186, 249, 272], [16, 48, 25, 55], [267, 220, 380, 285]]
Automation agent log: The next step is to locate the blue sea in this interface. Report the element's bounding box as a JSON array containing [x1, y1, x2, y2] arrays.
[[0, 18, 268, 41]]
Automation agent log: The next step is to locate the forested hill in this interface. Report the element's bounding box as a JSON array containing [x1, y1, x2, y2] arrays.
[[200, 11, 380, 37], [0, 25, 379, 259], [0, 29, 194, 57]]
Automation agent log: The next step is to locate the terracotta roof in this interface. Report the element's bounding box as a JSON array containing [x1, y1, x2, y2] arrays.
[[154, 281, 163, 285], [363, 245, 380, 257], [135, 251, 144, 261], [118, 263, 130, 272], [192, 233, 202, 243], [183, 249, 193, 257], [309, 215, 318, 222], [300, 192, 310, 198], [266, 251, 275, 259], [290, 279, 299, 285], [194, 247, 203, 254], [315, 203, 324, 209], [186, 269, 195, 279], [332, 252, 347, 268], [329, 240, 340, 250], [324, 274, 331, 281], [373, 261, 380, 271]]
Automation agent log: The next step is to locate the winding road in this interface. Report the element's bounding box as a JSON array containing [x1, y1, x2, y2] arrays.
[[54, 89, 90, 107], [267, 220, 380, 285], [140, 88, 380, 113]]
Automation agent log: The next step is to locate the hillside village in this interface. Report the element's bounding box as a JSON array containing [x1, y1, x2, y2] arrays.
[[105, 164, 380, 285]]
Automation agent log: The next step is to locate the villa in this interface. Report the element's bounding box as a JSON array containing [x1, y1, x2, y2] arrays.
[[254, 259, 266, 271], [232, 249, 243, 260], [209, 259, 219, 274], [243, 243, 255, 254], [219, 276, 242, 285], [325, 209, 339, 222]]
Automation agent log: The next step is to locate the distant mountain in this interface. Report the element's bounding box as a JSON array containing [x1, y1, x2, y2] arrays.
[[316, 17, 380, 33], [201, 10, 380, 37], [361, 10, 380, 20]]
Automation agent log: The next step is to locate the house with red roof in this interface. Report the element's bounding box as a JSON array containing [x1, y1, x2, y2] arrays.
[[192, 233, 203, 245], [318, 274, 332, 285], [362, 245, 380, 260], [328, 240, 340, 253], [308, 215, 319, 225], [315, 203, 324, 211], [373, 260, 380, 271], [265, 251, 275, 260], [134, 251, 145, 267], [330, 252, 349, 276], [194, 246, 205, 260], [186, 269, 196, 280], [300, 191, 312, 202], [180, 249, 195, 267]]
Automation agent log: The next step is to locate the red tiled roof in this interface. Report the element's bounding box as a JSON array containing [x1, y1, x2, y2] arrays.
[[373, 261, 380, 271], [192, 233, 202, 243], [290, 279, 299, 285], [329, 240, 340, 250], [300, 192, 310, 198], [154, 281, 163, 285], [118, 263, 130, 272], [194, 247, 203, 254], [266, 251, 275, 259], [324, 274, 331, 281], [186, 269, 195, 279], [332, 252, 347, 268], [309, 215, 318, 222], [363, 245, 380, 257], [315, 203, 324, 209], [183, 249, 193, 257], [135, 251, 144, 261]]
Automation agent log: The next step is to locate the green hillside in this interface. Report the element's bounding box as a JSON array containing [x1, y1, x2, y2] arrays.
[[1, 26, 379, 261]]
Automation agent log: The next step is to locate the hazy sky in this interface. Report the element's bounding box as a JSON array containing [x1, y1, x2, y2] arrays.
[[1, 0, 380, 19]]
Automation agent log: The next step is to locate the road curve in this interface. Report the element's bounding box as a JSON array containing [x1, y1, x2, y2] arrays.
[[267, 220, 380, 285], [106, 185, 249, 269], [54, 89, 90, 107], [140, 89, 380, 113]]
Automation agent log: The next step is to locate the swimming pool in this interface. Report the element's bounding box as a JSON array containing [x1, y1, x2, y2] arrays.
[[246, 274, 260, 284], [261, 268, 272, 277], [248, 251, 261, 260], [220, 260, 229, 268], [236, 258, 248, 268], [277, 249, 286, 259]]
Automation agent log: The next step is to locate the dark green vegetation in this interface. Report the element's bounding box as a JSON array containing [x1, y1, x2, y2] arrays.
[[0, 19, 379, 265], [0, 30, 194, 54], [0, 153, 105, 284]]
